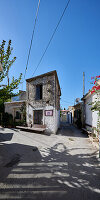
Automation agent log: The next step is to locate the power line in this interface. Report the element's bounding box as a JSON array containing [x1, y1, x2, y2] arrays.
[[24, 0, 41, 79], [61, 99, 74, 103], [32, 0, 71, 77]]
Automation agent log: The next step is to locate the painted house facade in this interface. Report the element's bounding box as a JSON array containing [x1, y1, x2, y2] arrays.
[[82, 92, 99, 136], [4, 91, 26, 122], [26, 70, 61, 134]]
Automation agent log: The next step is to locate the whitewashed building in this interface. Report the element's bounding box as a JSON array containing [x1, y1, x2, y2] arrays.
[[4, 91, 26, 121], [82, 92, 99, 136]]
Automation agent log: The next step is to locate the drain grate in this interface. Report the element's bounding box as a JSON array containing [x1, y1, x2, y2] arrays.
[[5, 154, 20, 168]]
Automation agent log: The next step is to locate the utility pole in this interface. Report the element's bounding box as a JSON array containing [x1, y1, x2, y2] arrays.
[[82, 72, 85, 128], [83, 72, 85, 96]]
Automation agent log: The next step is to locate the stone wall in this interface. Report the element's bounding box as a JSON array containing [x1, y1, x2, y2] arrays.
[[26, 73, 61, 134], [19, 91, 26, 101], [26, 75, 55, 107]]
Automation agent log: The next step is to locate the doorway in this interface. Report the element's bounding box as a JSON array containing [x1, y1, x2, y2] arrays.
[[33, 110, 43, 125]]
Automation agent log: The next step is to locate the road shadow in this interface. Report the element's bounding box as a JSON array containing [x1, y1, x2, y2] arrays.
[[0, 127, 4, 131], [57, 122, 88, 138], [0, 133, 13, 142], [0, 140, 100, 199]]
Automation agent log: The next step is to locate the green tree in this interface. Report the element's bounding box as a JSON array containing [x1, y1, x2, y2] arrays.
[[0, 40, 22, 103], [0, 40, 22, 125], [20, 103, 26, 125]]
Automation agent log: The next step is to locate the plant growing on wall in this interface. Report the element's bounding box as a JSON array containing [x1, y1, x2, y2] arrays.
[[89, 75, 100, 157], [20, 103, 26, 125], [90, 76, 100, 124]]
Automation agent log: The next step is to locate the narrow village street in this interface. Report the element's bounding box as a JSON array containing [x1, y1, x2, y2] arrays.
[[0, 123, 100, 200]]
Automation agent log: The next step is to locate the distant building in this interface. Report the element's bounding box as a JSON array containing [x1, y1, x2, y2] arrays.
[[60, 110, 68, 122], [60, 106, 74, 124], [67, 106, 74, 124]]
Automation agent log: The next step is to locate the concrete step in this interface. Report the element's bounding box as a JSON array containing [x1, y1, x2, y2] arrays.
[[16, 126, 46, 133]]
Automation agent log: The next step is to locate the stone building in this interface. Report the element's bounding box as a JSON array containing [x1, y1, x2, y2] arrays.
[[26, 70, 61, 134]]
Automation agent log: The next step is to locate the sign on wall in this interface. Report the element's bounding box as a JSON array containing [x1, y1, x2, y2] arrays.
[[45, 110, 53, 116]]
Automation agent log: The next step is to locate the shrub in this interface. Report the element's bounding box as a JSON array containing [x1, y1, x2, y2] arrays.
[[2, 112, 13, 127]]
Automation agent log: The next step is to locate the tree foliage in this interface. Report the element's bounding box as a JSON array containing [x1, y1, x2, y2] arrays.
[[89, 76, 100, 136], [90, 76, 100, 114], [0, 40, 22, 103]]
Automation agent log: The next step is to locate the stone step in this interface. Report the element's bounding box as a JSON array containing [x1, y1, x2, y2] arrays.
[[16, 126, 46, 133]]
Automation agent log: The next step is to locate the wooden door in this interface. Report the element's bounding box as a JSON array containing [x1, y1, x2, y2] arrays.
[[34, 110, 43, 124]]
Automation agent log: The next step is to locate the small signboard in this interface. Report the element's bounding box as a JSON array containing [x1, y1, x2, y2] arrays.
[[45, 110, 53, 116]]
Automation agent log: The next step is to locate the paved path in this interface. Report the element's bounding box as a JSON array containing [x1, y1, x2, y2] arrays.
[[0, 124, 100, 200]]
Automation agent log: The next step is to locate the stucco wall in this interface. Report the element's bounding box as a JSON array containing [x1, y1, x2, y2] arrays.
[[5, 101, 25, 120], [54, 109, 60, 132], [85, 93, 98, 130], [26, 103, 60, 134], [44, 106, 55, 134]]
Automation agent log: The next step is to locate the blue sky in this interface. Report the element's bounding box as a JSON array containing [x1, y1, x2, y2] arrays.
[[0, 0, 100, 109]]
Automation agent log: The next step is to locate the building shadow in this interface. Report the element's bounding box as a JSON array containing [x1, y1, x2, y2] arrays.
[[0, 133, 13, 142], [0, 140, 100, 199]]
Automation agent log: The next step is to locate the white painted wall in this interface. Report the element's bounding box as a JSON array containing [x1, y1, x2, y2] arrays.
[[85, 93, 98, 130], [26, 104, 60, 134], [66, 112, 73, 124], [26, 103, 33, 127], [5, 101, 25, 120], [44, 106, 55, 134], [54, 109, 60, 133]]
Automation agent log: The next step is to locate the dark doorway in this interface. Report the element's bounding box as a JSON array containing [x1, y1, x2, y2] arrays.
[[34, 110, 43, 125]]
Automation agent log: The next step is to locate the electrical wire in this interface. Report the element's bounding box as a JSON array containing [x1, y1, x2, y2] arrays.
[[61, 99, 74, 104], [24, 0, 41, 79], [32, 0, 71, 77]]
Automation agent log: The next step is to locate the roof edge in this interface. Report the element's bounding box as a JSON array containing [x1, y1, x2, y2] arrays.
[[26, 70, 57, 82], [26, 70, 61, 95]]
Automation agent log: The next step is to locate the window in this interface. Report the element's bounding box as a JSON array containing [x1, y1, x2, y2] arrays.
[[16, 111, 21, 119], [36, 84, 42, 100]]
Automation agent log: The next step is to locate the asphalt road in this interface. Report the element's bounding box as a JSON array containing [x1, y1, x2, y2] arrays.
[[0, 123, 100, 200]]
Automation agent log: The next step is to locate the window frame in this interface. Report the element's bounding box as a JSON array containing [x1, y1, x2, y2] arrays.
[[15, 111, 21, 120], [35, 84, 43, 100]]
